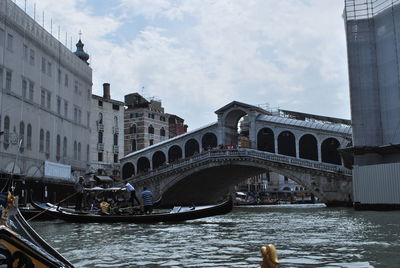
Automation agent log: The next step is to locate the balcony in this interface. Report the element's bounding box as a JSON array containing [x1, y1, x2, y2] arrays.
[[97, 143, 104, 151]]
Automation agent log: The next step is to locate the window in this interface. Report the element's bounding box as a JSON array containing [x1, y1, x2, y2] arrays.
[[47, 61, 52, 76], [0, 68, 3, 89], [3, 116, 10, 149], [45, 131, 50, 156], [114, 154, 118, 163], [19, 121, 25, 149], [87, 112, 90, 127], [112, 104, 119, 110], [74, 141, 77, 160], [130, 124, 136, 134], [23, 44, 28, 61], [57, 97, 61, 114], [99, 113, 103, 124], [87, 144, 90, 162], [29, 81, 34, 100], [131, 139, 136, 151], [64, 101, 68, 117], [160, 127, 165, 137], [56, 135, 61, 161], [114, 116, 118, 127], [7, 33, 13, 51], [41, 57, 46, 73], [74, 107, 78, 122], [74, 80, 78, 93], [98, 152, 103, 162], [27, 124, 32, 150], [29, 49, 35, 65], [78, 109, 82, 124], [149, 139, 154, 146], [5, 70, 12, 91], [0, 28, 4, 46], [114, 134, 118, 146], [22, 79, 27, 98], [98, 100, 103, 107], [47, 91, 51, 109], [39, 129, 44, 152], [41, 90, 45, 107], [63, 137, 67, 157], [148, 125, 154, 134], [64, 74, 68, 87], [78, 142, 81, 161], [98, 132, 103, 143], [57, 69, 61, 84]]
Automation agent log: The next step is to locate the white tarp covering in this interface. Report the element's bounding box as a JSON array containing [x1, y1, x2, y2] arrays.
[[44, 161, 72, 181]]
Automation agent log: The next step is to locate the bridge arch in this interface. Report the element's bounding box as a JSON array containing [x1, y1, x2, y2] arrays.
[[278, 130, 296, 157], [257, 127, 275, 153], [321, 137, 342, 165], [299, 134, 318, 161], [185, 138, 200, 157], [152, 151, 166, 169], [137, 157, 150, 173], [222, 108, 248, 146], [168, 145, 183, 163], [122, 162, 135, 179], [202, 132, 218, 150]]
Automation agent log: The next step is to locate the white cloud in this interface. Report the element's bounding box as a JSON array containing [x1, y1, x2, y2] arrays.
[[18, 0, 350, 129]]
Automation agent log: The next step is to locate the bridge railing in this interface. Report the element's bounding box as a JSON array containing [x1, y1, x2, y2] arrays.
[[128, 148, 352, 183]]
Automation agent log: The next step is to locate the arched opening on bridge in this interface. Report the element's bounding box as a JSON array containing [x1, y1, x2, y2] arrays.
[[168, 145, 183, 163], [224, 109, 249, 147], [299, 134, 318, 161], [202, 132, 218, 150], [257, 128, 275, 153], [321, 138, 342, 165], [122, 162, 135, 179], [278, 131, 296, 157], [137, 157, 150, 173], [152, 151, 166, 169], [185, 139, 200, 158]]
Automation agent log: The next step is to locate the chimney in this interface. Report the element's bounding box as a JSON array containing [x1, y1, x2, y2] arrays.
[[103, 83, 110, 99]]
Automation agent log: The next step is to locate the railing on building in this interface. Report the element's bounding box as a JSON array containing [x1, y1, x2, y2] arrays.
[[97, 123, 104, 132], [97, 143, 104, 151], [344, 0, 400, 20], [113, 145, 119, 153], [113, 126, 119, 134]]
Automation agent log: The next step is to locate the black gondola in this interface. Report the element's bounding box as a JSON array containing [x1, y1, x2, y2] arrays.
[[31, 197, 233, 223], [0, 192, 74, 268]]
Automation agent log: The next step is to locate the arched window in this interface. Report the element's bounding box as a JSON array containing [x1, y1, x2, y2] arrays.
[[131, 139, 136, 151], [98, 113, 103, 124], [160, 127, 165, 137], [74, 141, 77, 160], [45, 131, 50, 157], [3, 116, 10, 149], [78, 142, 81, 160], [56, 135, 61, 161], [63, 136, 67, 157], [114, 134, 118, 146], [39, 129, 44, 152], [130, 124, 137, 134], [114, 116, 118, 126], [19, 121, 25, 150], [148, 125, 154, 134], [98, 131, 103, 143], [27, 124, 32, 150]]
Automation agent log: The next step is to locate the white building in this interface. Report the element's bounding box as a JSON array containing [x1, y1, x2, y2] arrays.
[[90, 83, 124, 181], [0, 0, 92, 199]]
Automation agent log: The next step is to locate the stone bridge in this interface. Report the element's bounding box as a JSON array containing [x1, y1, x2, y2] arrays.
[[120, 101, 353, 206]]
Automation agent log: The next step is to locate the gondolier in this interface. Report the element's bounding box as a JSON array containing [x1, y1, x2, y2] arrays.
[[125, 183, 140, 207], [141, 187, 154, 214]]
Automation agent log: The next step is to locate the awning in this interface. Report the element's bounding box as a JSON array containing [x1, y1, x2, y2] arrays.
[[94, 175, 114, 183]]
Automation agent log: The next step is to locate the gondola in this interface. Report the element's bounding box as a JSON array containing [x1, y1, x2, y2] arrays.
[[0, 192, 74, 267], [31, 197, 233, 223]]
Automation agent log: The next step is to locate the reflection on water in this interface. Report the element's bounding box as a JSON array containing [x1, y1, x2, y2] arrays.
[[30, 204, 400, 267]]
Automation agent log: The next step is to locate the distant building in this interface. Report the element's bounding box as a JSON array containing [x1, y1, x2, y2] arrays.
[[124, 93, 187, 155], [0, 1, 92, 202], [90, 83, 124, 181], [167, 114, 187, 138]]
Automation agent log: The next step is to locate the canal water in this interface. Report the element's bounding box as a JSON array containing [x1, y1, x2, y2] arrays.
[[30, 204, 400, 267]]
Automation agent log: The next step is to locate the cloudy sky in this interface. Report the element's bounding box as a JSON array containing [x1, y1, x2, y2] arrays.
[[18, 0, 350, 130]]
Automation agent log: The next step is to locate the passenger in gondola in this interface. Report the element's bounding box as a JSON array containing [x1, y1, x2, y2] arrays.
[[141, 187, 153, 214], [74, 176, 85, 211], [125, 182, 141, 207]]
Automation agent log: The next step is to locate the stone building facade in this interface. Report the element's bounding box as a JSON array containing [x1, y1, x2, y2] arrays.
[[0, 1, 92, 202], [90, 83, 124, 180], [124, 93, 169, 155]]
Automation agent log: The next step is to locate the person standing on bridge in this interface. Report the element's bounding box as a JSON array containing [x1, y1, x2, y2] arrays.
[[141, 187, 153, 214], [125, 182, 141, 207]]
